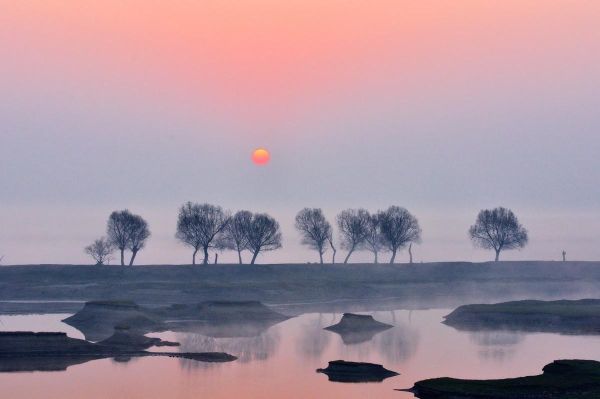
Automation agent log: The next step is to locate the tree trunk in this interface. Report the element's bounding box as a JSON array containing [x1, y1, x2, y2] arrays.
[[250, 250, 259, 265], [374, 251, 378, 264], [319, 252, 323, 264], [408, 243, 413, 264], [332, 247, 336, 264], [343, 247, 355, 264], [237, 249, 243, 264], [192, 248, 198, 265], [120, 249, 125, 266], [203, 246, 209, 265], [495, 249, 500, 262], [214, 253, 218, 264], [389, 248, 397, 264], [129, 250, 138, 266]]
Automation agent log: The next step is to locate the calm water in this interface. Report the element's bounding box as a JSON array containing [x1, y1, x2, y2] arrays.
[[2, 309, 600, 398]]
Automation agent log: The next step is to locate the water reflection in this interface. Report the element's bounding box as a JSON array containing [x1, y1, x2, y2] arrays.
[[468, 331, 524, 362], [294, 312, 420, 363], [2, 310, 600, 399], [174, 326, 281, 364], [295, 313, 331, 358]]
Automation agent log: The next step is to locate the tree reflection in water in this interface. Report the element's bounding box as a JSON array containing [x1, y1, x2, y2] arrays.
[[175, 325, 282, 366]]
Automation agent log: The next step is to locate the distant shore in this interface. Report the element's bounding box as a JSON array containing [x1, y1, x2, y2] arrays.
[[0, 262, 599, 315]]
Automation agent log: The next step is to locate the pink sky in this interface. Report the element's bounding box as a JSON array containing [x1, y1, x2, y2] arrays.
[[1, 1, 599, 264]]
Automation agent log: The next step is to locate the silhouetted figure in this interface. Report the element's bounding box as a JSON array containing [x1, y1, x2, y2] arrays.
[[337, 208, 370, 263], [175, 202, 230, 265], [295, 208, 332, 264], [378, 206, 421, 264], [563, 250, 567, 262], [469, 207, 528, 262], [107, 210, 150, 266]]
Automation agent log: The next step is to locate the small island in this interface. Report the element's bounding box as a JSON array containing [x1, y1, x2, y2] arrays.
[[324, 313, 393, 344], [317, 360, 399, 383], [63, 300, 289, 341], [443, 299, 600, 334], [402, 359, 600, 398]]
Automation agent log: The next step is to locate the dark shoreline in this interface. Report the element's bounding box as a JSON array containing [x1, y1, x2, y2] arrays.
[[0, 262, 599, 315]]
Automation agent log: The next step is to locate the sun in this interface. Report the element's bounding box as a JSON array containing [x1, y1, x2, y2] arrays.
[[252, 148, 270, 165]]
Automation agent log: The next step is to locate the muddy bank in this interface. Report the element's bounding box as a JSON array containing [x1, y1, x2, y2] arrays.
[[62, 300, 289, 341], [404, 359, 600, 398], [0, 262, 599, 315], [444, 299, 600, 334], [0, 331, 236, 372]]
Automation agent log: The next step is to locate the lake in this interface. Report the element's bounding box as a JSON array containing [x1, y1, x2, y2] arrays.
[[1, 308, 600, 398]]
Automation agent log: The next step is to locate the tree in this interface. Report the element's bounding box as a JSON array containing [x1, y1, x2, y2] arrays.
[[469, 207, 528, 261], [378, 206, 421, 264], [175, 202, 230, 265], [295, 208, 331, 264], [327, 231, 337, 264], [362, 212, 385, 263], [220, 210, 252, 264], [107, 210, 150, 266], [336, 208, 370, 264], [246, 213, 282, 264], [127, 214, 150, 266], [84, 237, 114, 265]]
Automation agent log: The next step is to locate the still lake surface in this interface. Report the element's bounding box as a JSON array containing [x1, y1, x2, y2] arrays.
[[1, 309, 600, 398]]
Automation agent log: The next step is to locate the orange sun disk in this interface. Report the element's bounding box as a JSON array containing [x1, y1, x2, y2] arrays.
[[252, 148, 270, 165]]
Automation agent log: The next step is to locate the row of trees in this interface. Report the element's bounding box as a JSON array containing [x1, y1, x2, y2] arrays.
[[84, 205, 528, 265], [295, 206, 421, 264]]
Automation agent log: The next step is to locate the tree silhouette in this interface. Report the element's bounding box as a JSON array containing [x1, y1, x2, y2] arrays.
[[220, 210, 252, 264], [469, 207, 528, 261], [107, 210, 150, 266], [246, 213, 282, 264], [127, 214, 150, 266], [84, 237, 114, 265], [295, 208, 332, 264], [378, 206, 421, 264], [362, 212, 385, 264], [336, 208, 370, 264], [175, 202, 230, 265], [327, 231, 337, 264]]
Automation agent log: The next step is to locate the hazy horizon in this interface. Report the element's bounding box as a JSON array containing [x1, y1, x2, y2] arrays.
[[1, 1, 599, 264]]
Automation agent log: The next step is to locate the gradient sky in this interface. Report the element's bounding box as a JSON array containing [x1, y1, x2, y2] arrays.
[[1, 1, 599, 264]]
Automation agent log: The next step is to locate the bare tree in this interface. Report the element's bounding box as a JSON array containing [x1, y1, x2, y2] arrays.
[[295, 208, 331, 264], [175, 202, 230, 265], [107, 210, 149, 266], [362, 212, 385, 264], [327, 229, 337, 265], [127, 214, 150, 266], [84, 237, 114, 265], [469, 207, 528, 261], [220, 210, 252, 264], [246, 213, 282, 264], [327, 231, 337, 264], [336, 208, 370, 264], [378, 206, 421, 264]]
